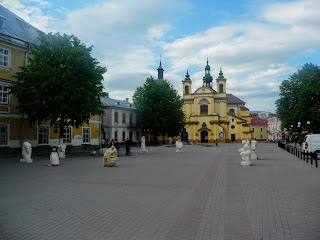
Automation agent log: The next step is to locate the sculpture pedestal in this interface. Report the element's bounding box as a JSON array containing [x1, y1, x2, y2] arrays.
[[241, 161, 251, 166], [138, 149, 148, 154], [20, 158, 33, 163]]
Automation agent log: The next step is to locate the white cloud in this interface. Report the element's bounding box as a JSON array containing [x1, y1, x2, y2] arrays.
[[0, 0, 56, 32]]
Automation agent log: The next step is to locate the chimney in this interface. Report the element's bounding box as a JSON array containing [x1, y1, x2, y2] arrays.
[[126, 98, 129, 102]]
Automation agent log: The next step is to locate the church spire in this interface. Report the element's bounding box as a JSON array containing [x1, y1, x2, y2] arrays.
[[184, 70, 191, 81], [157, 55, 164, 80], [203, 58, 213, 88]]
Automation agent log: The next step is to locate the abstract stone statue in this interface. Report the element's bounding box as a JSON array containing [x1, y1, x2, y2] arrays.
[[20, 142, 33, 163], [240, 140, 251, 166], [50, 148, 60, 166], [138, 136, 148, 153], [58, 144, 66, 159], [175, 139, 183, 153], [251, 139, 258, 160], [103, 146, 117, 167]]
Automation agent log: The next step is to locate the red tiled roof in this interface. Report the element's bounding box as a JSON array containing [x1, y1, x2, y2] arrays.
[[251, 118, 268, 125]]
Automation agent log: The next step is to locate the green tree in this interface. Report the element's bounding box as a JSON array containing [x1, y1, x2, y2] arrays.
[[10, 32, 107, 141], [133, 76, 185, 144], [276, 63, 320, 133]]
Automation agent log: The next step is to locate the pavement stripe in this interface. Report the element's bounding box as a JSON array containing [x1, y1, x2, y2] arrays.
[[225, 157, 253, 240], [166, 158, 220, 240]]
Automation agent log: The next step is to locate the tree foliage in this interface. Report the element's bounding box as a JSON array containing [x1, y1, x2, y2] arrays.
[[276, 63, 320, 133], [133, 77, 185, 143], [10, 32, 107, 138]]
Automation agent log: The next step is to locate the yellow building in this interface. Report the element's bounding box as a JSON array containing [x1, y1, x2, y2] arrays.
[[0, 5, 100, 149], [251, 117, 268, 141], [182, 59, 252, 143]]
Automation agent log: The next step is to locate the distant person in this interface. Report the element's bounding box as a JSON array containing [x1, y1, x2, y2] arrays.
[[215, 139, 218, 147], [106, 139, 110, 148], [136, 139, 139, 147], [114, 141, 119, 156], [111, 139, 115, 146], [101, 138, 106, 148], [125, 138, 131, 156]]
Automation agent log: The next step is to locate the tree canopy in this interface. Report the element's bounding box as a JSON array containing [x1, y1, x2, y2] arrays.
[[10, 32, 107, 138], [133, 77, 185, 143], [276, 63, 320, 133]]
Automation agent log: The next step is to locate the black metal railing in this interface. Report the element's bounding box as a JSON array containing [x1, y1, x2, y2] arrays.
[[278, 141, 318, 167]]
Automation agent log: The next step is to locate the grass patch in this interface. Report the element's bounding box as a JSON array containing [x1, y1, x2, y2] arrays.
[[202, 144, 213, 147]]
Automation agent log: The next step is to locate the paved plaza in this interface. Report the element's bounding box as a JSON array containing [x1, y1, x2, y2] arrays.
[[1, 143, 320, 240]]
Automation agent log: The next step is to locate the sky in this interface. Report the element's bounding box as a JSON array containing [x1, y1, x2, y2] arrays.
[[2, 0, 320, 113]]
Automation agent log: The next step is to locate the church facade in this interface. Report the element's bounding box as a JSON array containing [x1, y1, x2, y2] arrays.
[[182, 60, 252, 143]]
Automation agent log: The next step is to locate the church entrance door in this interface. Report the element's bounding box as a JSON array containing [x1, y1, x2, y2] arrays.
[[231, 134, 236, 141], [201, 131, 208, 143], [181, 128, 188, 142]]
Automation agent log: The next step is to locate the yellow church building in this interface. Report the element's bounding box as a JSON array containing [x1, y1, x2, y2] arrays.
[[182, 60, 252, 143]]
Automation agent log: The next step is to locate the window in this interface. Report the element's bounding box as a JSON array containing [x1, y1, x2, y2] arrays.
[[129, 114, 133, 124], [185, 85, 189, 94], [82, 127, 91, 143], [122, 131, 125, 141], [115, 131, 118, 141], [200, 99, 208, 114], [0, 47, 10, 68], [252, 127, 255, 132], [230, 108, 235, 115], [261, 134, 263, 139], [0, 124, 8, 145], [114, 112, 118, 123], [63, 127, 72, 143], [38, 126, 49, 144], [122, 113, 126, 123], [261, 127, 263, 132], [0, 84, 9, 104], [219, 83, 224, 93]]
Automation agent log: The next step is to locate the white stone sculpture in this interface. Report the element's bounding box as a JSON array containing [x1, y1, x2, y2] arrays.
[[20, 142, 33, 163], [175, 139, 183, 153], [138, 136, 148, 153], [240, 140, 251, 166], [250, 139, 258, 160], [50, 148, 60, 166], [103, 146, 117, 167], [238, 140, 247, 153], [58, 144, 66, 159]]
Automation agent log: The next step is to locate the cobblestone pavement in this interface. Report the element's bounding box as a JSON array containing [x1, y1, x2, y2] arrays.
[[1, 143, 320, 240]]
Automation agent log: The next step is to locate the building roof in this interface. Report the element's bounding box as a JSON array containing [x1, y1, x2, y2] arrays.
[[251, 118, 268, 126], [0, 5, 41, 45], [226, 94, 245, 104], [240, 106, 249, 111], [101, 96, 136, 110]]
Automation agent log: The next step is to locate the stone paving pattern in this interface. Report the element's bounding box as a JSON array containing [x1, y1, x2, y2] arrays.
[[0, 143, 320, 240]]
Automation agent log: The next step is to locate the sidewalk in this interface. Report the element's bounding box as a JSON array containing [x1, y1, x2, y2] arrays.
[[0, 143, 319, 240]]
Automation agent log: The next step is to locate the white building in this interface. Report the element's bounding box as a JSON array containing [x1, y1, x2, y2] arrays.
[[267, 116, 282, 141], [101, 94, 141, 143]]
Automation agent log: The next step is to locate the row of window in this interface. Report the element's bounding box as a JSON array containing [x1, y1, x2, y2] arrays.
[[252, 127, 264, 132], [199, 99, 236, 115], [113, 131, 139, 142], [184, 84, 224, 95], [114, 112, 133, 124], [0, 124, 91, 146]]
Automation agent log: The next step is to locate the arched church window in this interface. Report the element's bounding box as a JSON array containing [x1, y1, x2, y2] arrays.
[[200, 99, 208, 114], [230, 108, 235, 115], [219, 83, 224, 93], [185, 85, 189, 95]]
